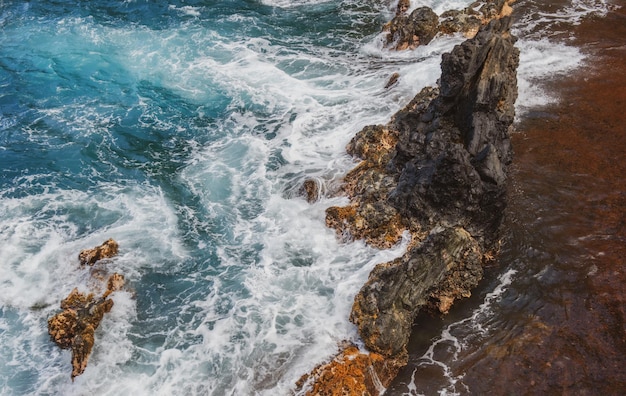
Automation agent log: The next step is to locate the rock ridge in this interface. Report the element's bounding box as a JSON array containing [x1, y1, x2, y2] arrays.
[[298, 12, 519, 396]]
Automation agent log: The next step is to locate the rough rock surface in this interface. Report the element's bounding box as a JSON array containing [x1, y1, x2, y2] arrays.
[[78, 238, 119, 266], [351, 227, 483, 357], [383, 0, 515, 51], [295, 345, 405, 396], [384, 7, 440, 50], [305, 15, 518, 395], [353, 15, 518, 359], [48, 239, 124, 380], [297, 178, 321, 203]]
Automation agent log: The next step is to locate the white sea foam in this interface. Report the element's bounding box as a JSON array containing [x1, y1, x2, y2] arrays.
[[512, 0, 616, 117], [515, 38, 586, 115], [407, 0, 474, 15], [259, 0, 334, 8]]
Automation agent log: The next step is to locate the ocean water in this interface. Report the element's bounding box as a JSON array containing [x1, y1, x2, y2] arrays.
[[0, 0, 614, 395]]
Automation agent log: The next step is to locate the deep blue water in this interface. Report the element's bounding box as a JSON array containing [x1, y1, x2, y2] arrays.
[[0, 0, 612, 394]]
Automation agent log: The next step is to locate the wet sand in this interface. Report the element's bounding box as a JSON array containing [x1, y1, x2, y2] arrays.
[[461, 1, 626, 393]]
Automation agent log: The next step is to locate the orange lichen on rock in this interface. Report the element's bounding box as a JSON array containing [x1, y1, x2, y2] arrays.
[[325, 124, 406, 249], [295, 345, 405, 396], [78, 238, 119, 266]]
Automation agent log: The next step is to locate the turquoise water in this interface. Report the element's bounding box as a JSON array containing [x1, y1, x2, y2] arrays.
[[0, 0, 611, 394]]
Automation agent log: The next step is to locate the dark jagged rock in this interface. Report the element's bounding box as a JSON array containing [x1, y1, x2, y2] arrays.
[[390, 16, 518, 244], [351, 227, 483, 358], [78, 238, 119, 266], [307, 15, 518, 395], [353, 12, 517, 367], [384, 7, 439, 50]]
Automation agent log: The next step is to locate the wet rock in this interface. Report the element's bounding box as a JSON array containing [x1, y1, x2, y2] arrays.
[[384, 72, 400, 89], [395, 0, 410, 16], [49, 239, 126, 380], [391, 16, 519, 243], [299, 178, 320, 203], [352, 13, 517, 360], [48, 274, 125, 380], [295, 344, 405, 396], [305, 15, 518, 391], [383, 0, 516, 51], [351, 227, 483, 358], [385, 7, 439, 50], [78, 238, 119, 266], [479, 0, 514, 22], [326, 125, 405, 249], [439, 9, 482, 38]]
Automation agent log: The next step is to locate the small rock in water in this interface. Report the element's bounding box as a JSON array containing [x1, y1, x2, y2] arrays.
[[384, 72, 400, 89], [78, 238, 119, 266], [48, 286, 116, 380], [299, 178, 320, 203], [48, 238, 126, 380]]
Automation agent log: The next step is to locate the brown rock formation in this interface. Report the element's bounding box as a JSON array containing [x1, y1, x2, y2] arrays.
[[384, 7, 439, 50], [325, 124, 404, 249], [49, 239, 125, 380], [295, 345, 405, 396], [78, 238, 119, 266], [383, 0, 516, 51], [48, 274, 124, 380]]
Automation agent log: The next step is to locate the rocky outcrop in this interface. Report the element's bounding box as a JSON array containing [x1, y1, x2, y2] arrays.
[[48, 239, 125, 380], [78, 238, 119, 266], [299, 14, 518, 395], [351, 14, 518, 361], [385, 7, 440, 50], [383, 0, 515, 50]]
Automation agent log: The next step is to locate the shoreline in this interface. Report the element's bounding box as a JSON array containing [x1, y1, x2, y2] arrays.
[[296, 2, 520, 393], [388, 1, 626, 393]]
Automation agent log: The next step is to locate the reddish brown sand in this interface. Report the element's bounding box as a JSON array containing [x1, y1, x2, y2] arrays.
[[460, 2, 626, 394]]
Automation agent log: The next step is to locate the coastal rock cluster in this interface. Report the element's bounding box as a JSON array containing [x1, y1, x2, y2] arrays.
[[385, 0, 514, 50], [298, 6, 519, 395], [47, 239, 124, 380]]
